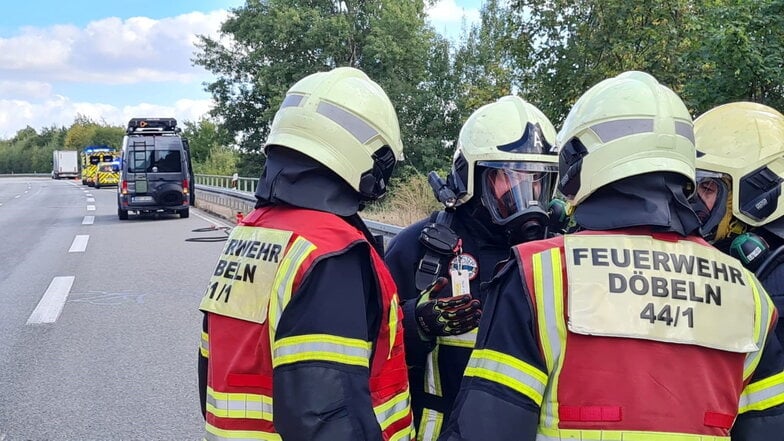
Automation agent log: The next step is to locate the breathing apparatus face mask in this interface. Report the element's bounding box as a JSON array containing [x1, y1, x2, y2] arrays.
[[689, 170, 729, 241], [478, 161, 557, 243]]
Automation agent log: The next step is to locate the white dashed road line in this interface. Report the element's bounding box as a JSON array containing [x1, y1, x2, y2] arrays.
[[27, 276, 75, 324], [14, 195, 20, 198], [87, 197, 95, 202], [69, 235, 89, 253], [87, 205, 96, 211], [82, 216, 95, 225]]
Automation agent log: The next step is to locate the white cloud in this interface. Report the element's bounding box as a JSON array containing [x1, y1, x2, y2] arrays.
[[0, 9, 229, 137]]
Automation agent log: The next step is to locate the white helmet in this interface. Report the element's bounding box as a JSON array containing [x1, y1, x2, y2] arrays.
[[448, 95, 558, 231], [264, 66, 403, 200], [692, 102, 784, 240], [557, 71, 695, 206]]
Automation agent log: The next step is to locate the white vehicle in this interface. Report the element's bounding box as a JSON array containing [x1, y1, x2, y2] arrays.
[[52, 150, 79, 179]]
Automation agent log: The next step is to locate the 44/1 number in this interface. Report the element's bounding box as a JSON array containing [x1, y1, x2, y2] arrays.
[[640, 303, 694, 328]]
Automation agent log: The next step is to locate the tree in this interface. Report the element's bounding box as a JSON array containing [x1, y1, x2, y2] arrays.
[[194, 0, 437, 177], [508, 0, 698, 123], [683, 0, 784, 115]]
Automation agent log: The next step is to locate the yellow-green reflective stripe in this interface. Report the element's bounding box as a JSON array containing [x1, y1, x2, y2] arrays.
[[388, 294, 399, 359], [739, 370, 784, 413], [268, 237, 316, 346], [272, 334, 371, 368], [436, 328, 478, 348], [206, 387, 273, 421], [536, 427, 729, 440], [743, 274, 772, 380], [388, 426, 415, 441], [464, 349, 547, 405], [418, 408, 443, 441], [201, 331, 210, 358], [205, 422, 281, 441], [533, 248, 567, 429], [374, 389, 412, 430]]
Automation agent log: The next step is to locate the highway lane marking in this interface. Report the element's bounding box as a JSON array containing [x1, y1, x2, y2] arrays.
[[87, 197, 95, 202], [69, 235, 89, 253], [87, 205, 96, 211], [14, 195, 20, 198], [27, 276, 75, 324], [193, 210, 233, 229], [83, 216, 95, 225]]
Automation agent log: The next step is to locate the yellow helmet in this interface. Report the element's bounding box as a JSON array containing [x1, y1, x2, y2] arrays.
[[693, 102, 784, 235], [557, 71, 695, 206], [450, 95, 558, 207], [264, 66, 403, 200]]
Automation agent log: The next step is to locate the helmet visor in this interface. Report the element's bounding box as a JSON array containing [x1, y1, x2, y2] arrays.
[[690, 170, 729, 239], [478, 161, 557, 225]]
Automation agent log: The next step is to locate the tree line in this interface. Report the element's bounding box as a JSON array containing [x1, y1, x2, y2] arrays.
[[2, 0, 781, 179]]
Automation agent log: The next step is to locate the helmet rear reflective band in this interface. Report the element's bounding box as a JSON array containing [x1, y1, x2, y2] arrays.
[[478, 161, 557, 226]]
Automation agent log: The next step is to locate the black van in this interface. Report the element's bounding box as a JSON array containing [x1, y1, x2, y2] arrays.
[[117, 117, 195, 220]]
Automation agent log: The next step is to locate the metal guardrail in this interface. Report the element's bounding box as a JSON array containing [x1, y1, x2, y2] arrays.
[[194, 179, 403, 243]]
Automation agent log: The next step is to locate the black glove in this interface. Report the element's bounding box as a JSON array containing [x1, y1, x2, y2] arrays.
[[415, 277, 481, 338]]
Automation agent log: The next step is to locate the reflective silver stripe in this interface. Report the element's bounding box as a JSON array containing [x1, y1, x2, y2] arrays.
[[536, 249, 564, 428], [590, 118, 653, 143], [418, 408, 443, 441], [204, 422, 281, 441], [739, 372, 784, 412], [317, 101, 379, 143], [280, 93, 305, 108], [436, 328, 477, 348], [674, 120, 695, 144], [425, 345, 441, 395], [206, 388, 273, 421], [271, 237, 315, 332], [374, 390, 411, 430], [744, 275, 772, 379], [535, 430, 729, 441], [465, 349, 547, 404], [273, 339, 371, 360]]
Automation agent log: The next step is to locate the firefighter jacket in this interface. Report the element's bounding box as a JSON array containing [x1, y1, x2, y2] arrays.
[[439, 228, 784, 441], [385, 210, 509, 439], [198, 205, 415, 441]]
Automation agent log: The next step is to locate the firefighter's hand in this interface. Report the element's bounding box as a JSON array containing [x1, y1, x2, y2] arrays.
[[415, 277, 481, 338]]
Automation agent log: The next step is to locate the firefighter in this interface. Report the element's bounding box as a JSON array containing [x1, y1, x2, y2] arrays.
[[198, 66, 415, 441], [384, 95, 559, 439], [690, 102, 784, 342], [439, 71, 784, 441]]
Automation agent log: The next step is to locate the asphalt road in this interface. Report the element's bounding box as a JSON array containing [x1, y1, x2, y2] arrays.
[[0, 177, 231, 440]]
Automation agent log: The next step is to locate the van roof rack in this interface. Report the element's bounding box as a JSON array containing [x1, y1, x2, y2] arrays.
[[126, 117, 180, 135]]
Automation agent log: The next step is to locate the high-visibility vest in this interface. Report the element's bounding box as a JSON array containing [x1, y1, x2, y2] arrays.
[[200, 205, 415, 441], [510, 229, 775, 440]]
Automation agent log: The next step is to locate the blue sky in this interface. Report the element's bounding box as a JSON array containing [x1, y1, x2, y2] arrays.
[[0, 0, 482, 139]]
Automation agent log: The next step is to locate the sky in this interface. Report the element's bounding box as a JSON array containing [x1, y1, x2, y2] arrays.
[[0, 0, 482, 139]]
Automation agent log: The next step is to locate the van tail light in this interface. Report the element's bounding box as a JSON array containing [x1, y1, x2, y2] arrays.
[[121, 180, 128, 195], [183, 178, 190, 194]]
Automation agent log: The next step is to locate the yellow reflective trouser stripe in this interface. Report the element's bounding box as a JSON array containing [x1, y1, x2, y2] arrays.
[[418, 407, 444, 441], [743, 274, 773, 380], [201, 331, 210, 358], [436, 328, 478, 348], [388, 426, 416, 441], [267, 237, 316, 346], [532, 248, 567, 429], [464, 348, 548, 405], [374, 389, 412, 430], [206, 386, 273, 421], [272, 334, 372, 368], [537, 427, 729, 440], [739, 369, 784, 413], [205, 422, 281, 441]]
